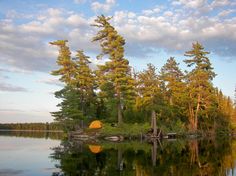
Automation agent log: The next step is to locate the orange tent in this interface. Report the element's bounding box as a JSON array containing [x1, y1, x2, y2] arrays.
[[89, 145, 102, 154], [89, 120, 103, 129]]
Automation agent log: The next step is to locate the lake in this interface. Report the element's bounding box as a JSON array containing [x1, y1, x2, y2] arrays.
[[0, 131, 236, 176]]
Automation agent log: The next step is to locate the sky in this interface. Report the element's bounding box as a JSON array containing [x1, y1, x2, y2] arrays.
[[0, 0, 236, 123]]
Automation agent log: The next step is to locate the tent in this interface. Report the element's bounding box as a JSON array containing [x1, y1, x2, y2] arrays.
[[89, 145, 102, 154], [89, 120, 103, 129]]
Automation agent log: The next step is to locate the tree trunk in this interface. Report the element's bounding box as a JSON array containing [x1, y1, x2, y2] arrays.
[[188, 93, 195, 131], [117, 101, 123, 125], [80, 120, 84, 129], [117, 148, 123, 171], [152, 139, 157, 166], [151, 110, 157, 136], [194, 93, 201, 131], [188, 103, 195, 130], [169, 96, 173, 106]]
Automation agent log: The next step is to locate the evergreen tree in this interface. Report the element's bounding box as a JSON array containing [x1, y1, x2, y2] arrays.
[[50, 40, 77, 86], [51, 86, 83, 131], [184, 42, 216, 131], [214, 89, 234, 131], [159, 57, 188, 130], [136, 64, 162, 135], [160, 57, 185, 106], [234, 86, 236, 106], [136, 64, 161, 111], [50, 41, 96, 130], [74, 50, 96, 118], [92, 15, 135, 125]]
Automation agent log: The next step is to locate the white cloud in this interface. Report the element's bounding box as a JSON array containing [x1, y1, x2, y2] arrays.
[[0, 82, 28, 92], [211, 0, 231, 8], [6, 10, 33, 19], [0, 67, 31, 74], [164, 11, 174, 17], [218, 9, 235, 17], [172, 0, 207, 8], [111, 9, 236, 58], [1, 5, 236, 74], [142, 7, 161, 16], [67, 14, 88, 27], [74, 0, 86, 4], [0, 8, 97, 72], [91, 0, 116, 13], [37, 77, 64, 87]]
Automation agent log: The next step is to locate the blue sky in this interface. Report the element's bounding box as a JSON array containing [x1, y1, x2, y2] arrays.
[[0, 0, 236, 123]]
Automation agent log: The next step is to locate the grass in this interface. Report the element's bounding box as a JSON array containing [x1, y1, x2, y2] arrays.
[[231, 123, 236, 130], [99, 122, 150, 137]]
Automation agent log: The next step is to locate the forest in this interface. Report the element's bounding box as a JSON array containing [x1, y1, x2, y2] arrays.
[[0, 122, 62, 131], [50, 15, 236, 134]]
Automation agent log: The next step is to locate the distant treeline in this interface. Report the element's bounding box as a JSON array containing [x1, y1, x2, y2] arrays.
[[0, 130, 63, 140], [0, 122, 63, 131]]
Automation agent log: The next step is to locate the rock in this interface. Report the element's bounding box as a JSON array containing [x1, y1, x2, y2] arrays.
[[104, 135, 124, 142]]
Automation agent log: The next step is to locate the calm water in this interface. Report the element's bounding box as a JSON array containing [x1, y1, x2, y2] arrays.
[[1, 132, 236, 176]]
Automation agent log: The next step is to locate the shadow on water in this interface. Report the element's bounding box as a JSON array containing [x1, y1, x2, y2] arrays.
[[50, 137, 236, 176]]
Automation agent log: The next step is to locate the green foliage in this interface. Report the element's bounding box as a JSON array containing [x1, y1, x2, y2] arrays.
[[100, 123, 150, 137], [160, 57, 186, 107], [184, 42, 217, 131], [92, 15, 135, 124], [50, 40, 77, 85], [50, 16, 235, 135], [135, 63, 162, 111], [50, 42, 97, 131], [51, 86, 84, 131]]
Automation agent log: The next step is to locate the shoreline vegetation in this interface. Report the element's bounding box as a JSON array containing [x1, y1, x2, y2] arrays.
[[1, 121, 236, 141], [48, 14, 236, 139]]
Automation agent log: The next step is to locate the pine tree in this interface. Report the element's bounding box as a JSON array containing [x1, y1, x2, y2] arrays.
[[74, 50, 96, 118], [50, 40, 82, 130], [50, 41, 96, 130], [160, 57, 185, 106], [234, 86, 236, 106], [136, 64, 162, 135], [50, 40, 77, 86], [184, 42, 216, 131], [214, 89, 234, 131], [92, 15, 135, 125], [51, 86, 83, 131], [136, 64, 161, 110]]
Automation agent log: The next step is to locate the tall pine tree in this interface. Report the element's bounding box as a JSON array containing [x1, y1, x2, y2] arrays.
[[50, 41, 96, 130], [50, 40, 77, 86], [184, 42, 216, 131], [160, 57, 185, 106], [74, 50, 96, 118], [92, 15, 135, 125], [136, 64, 162, 135]]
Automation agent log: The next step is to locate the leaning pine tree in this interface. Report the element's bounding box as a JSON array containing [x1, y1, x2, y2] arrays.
[[50, 40, 82, 131], [92, 15, 135, 125], [50, 41, 96, 131], [74, 50, 96, 119]]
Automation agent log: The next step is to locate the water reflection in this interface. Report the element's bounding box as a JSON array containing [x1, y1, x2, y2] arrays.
[[51, 137, 236, 176], [0, 131, 61, 176]]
